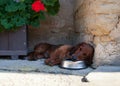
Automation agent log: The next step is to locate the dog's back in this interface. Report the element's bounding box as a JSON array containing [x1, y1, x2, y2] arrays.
[[28, 43, 52, 60], [28, 43, 63, 60]]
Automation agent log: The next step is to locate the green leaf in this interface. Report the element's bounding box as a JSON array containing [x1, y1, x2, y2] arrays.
[[16, 19, 25, 26], [46, 1, 60, 15], [5, 2, 18, 12], [24, 0, 33, 4], [11, 15, 26, 27], [39, 12, 46, 20], [0, 0, 60, 30], [42, 0, 58, 6], [0, 13, 2, 17], [0, 19, 13, 29], [18, 3, 26, 10], [0, 0, 10, 5], [30, 19, 40, 27]]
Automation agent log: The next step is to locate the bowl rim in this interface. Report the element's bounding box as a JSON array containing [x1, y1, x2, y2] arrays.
[[59, 65, 88, 70], [60, 60, 87, 70]]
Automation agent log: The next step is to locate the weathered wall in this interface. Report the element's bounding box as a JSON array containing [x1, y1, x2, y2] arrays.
[[28, 0, 120, 66], [75, 0, 120, 67], [28, 0, 75, 51]]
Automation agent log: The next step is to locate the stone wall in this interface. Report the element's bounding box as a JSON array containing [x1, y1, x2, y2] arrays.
[[28, 0, 120, 67], [28, 0, 75, 51], [75, 0, 120, 67]]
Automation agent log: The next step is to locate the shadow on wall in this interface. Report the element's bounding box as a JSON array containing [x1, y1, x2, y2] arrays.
[[28, 0, 76, 51]]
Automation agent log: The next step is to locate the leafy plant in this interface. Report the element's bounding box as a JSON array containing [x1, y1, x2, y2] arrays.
[[0, 0, 60, 31]]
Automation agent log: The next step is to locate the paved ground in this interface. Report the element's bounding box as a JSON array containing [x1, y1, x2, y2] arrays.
[[0, 59, 93, 76], [87, 66, 120, 86], [0, 59, 120, 86]]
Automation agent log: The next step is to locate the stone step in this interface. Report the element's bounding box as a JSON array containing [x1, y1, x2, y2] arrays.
[[0, 72, 89, 86], [0, 60, 120, 86], [0, 59, 93, 76], [86, 66, 120, 86], [0, 59, 93, 86]]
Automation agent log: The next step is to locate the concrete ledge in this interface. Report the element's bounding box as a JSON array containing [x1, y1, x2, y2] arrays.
[[86, 66, 120, 86], [0, 72, 89, 86], [1, 60, 119, 86], [0, 59, 93, 86], [0, 59, 93, 76]]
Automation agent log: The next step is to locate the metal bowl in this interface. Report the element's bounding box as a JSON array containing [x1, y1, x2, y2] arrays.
[[60, 60, 87, 70]]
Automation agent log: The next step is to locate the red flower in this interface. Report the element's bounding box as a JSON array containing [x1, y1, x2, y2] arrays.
[[32, 0, 45, 12]]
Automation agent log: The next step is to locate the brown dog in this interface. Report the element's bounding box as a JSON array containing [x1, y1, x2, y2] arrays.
[[28, 42, 94, 66], [28, 43, 53, 60], [28, 43, 72, 60], [70, 42, 94, 66], [44, 44, 73, 66]]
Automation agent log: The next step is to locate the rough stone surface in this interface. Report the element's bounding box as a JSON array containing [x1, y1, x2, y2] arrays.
[[75, 0, 120, 66], [75, 0, 120, 36], [93, 42, 120, 67], [86, 66, 120, 86]]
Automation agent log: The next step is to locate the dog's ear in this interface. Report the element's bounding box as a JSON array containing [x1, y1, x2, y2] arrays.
[[69, 43, 81, 55], [69, 43, 83, 55], [84, 45, 94, 66], [84, 55, 93, 66], [70, 42, 86, 52]]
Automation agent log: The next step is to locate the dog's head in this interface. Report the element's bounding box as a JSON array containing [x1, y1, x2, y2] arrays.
[[70, 42, 94, 66]]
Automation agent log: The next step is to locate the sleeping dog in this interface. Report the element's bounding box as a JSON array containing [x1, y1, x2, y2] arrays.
[[28, 42, 94, 66]]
